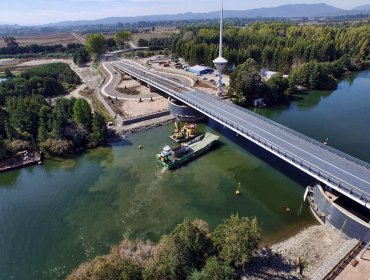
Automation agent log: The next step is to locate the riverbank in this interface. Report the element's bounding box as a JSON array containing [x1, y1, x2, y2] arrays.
[[0, 151, 42, 173], [107, 114, 175, 143], [244, 225, 349, 279]]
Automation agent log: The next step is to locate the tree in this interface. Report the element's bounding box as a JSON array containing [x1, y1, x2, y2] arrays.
[[188, 257, 236, 280], [106, 38, 117, 50], [120, 258, 143, 280], [144, 219, 213, 280], [211, 214, 261, 269], [42, 138, 75, 156], [52, 98, 75, 139], [6, 95, 45, 139], [42, 77, 65, 97], [4, 69, 15, 78], [85, 34, 107, 61], [228, 58, 269, 106], [114, 31, 133, 49], [90, 113, 107, 147], [73, 48, 90, 66], [266, 73, 289, 103], [72, 98, 92, 132], [4, 36, 18, 47], [38, 105, 52, 144]]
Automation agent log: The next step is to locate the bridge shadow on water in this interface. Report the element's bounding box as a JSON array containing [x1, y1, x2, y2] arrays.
[[206, 118, 313, 190]]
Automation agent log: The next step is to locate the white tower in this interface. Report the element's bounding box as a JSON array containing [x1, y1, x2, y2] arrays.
[[213, 0, 227, 96]]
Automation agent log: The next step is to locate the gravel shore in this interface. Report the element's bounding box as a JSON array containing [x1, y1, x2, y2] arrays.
[[243, 225, 349, 279]]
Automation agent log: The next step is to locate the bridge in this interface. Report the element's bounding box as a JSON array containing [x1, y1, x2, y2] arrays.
[[112, 60, 370, 209]]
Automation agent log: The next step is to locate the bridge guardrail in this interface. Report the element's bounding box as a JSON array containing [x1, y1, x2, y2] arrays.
[[113, 61, 370, 205], [193, 87, 370, 171]]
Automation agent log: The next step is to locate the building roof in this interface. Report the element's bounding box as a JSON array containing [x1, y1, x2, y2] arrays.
[[189, 65, 213, 72]]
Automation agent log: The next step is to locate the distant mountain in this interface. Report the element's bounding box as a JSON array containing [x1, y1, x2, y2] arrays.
[[42, 3, 369, 27], [353, 5, 370, 11]]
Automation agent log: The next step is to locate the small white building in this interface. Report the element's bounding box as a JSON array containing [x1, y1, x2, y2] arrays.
[[260, 69, 288, 81]]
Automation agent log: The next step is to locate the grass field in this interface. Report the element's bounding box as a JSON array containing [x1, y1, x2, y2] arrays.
[[0, 33, 80, 47]]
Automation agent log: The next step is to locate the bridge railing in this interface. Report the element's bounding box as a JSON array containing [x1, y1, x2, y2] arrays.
[[194, 87, 370, 171], [113, 61, 370, 206]]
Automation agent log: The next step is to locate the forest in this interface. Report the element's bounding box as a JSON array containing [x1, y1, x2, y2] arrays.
[[174, 22, 370, 73], [173, 22, 370, 105], [0, 63, 107, 160]]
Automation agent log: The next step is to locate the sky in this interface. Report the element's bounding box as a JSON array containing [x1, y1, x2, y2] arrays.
[[0, 0, 369, 25]]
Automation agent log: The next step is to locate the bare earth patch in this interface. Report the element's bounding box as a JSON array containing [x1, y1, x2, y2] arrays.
[[243, 225, 349, 280], [122, 98, 169, 118]]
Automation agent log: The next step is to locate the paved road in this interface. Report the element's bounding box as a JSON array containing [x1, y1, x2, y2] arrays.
[[102, 62, 165, 101], [71, 33, 86, 45], [112, 60, 370, 208]]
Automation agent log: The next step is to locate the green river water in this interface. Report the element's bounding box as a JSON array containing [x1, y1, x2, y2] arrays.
[[1, 70, 370, 279]]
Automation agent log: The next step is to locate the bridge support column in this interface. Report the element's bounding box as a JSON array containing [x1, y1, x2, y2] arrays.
[[149, 85, 160, 93]]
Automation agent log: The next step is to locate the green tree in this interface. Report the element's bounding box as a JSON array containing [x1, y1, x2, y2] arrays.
[[6, 95, 45, 139], [85, 34, 107, 61], [73, 48, 90, 66], [188, 257, 236, 280], [266, 73, 289, 103], [120, 258, 143, 280], [90, 113, 107, 147], [144, 218, 213, 280], [114, 31, 133, 49], [52, 98, 75, 139], [4, 69, 15, 78], [106, 38, 117, 50], [72, 98, 92, 132], [211, 214, 261, 269], [228, 58, 269, 106], [42, 77, 65, 97], [38, 105, 52, 144], [4, 36, 18, 47]]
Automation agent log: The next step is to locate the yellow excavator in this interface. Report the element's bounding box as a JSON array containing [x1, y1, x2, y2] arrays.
[[170, 122, 200, 143]]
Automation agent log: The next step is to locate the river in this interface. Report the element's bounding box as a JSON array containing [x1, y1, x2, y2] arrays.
[[0, 70, 369, 279]]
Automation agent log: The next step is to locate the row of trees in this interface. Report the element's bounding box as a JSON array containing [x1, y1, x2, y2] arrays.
[[85, 31, 133, 60], [137, 37, 175, 48], [174, 22, 370, 74], [67, 214, 261, 280], [1, 37, 83, 55]]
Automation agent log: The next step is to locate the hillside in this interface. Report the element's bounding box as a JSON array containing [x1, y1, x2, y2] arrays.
[[43, 3, 368, 27]]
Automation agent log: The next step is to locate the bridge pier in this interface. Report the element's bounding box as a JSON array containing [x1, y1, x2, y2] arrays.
[[136, 78, 146, 86], [168, 97, 205, 122], [148, 85, 161, 93]]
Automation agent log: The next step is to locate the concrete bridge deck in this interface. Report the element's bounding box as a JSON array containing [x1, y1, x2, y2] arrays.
[[112, 60, 370, 209]]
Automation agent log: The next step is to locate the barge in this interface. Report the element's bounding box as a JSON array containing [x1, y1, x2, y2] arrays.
[[157, 132, 219, 170]]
